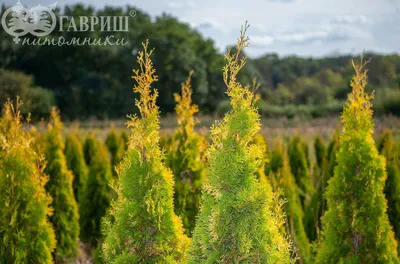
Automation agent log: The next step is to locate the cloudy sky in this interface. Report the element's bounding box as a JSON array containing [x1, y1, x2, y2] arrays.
[[3, 0, 400, 57]]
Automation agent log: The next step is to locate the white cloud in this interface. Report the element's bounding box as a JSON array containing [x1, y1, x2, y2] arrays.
[[194, 18, 229, 33], [249, 22, 373, 48], [330, 15, 371, 25], [166, 0, 196, 9]]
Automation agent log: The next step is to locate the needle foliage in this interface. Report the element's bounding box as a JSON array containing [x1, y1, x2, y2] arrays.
[[188, 23, 294, 263], [0, 99, 56, 264], [101, 40, 190, 263], [166, 70, 207, 236], [316, 61, 400, 264], [43, 108, 79, 261]]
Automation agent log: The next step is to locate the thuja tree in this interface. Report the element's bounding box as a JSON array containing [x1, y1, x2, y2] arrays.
[[252, 133, 270, 186], [64, 132, 88, 203], [188, 23, 293, 263], [105, 126, 125, 177], [101, 41, 190, 263], [306, 136, 327, 242], [0, 100, 56, 263], [43, 108, 79, 261], [314, 136, 326, 170], [316, 61, 400, 264], [310, 131, 340, 242], [80, 132, 112, 245], [288, 136, 314, 208], [166, 70, 207, 236], [269, 142, 311, 263], [379, 130, 400, 251]]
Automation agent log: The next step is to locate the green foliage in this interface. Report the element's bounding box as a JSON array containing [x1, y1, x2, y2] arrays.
[[314, 136, 326, 169], [0, 70, 55, 119], [379, 130, 400, 253], [120, 131, 129, 151], [252, 133, 270, 186], [166, 71, 207, 236], [316, 61, 400, 264], [0, 100, 56, 264], [326, 130, 340, 181], [269, 142, 311, 263], [105, 126, 125, 177], [189, 23, 294, 263], [64, 132, 88, 203], [43, 108, 79, 261], [80, 132, 112, 245], [287, 136, 314, 208], [101, 40, 190, 263], [23, 87, 55, 118]]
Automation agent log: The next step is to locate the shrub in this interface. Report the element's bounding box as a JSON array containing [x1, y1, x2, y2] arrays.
[[188, 23, 293, 263], [22, 87, 55, 119], [166, 70, 207, 236], [80, 132, 112, 245], [43, 108, 80, 261], [316, 61, 400, 263], [0, 99, 56, 263], [64, 133, 88, 203], [101, 40, 190, 263]]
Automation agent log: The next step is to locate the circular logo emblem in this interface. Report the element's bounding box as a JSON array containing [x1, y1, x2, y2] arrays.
[[1, 1, 57, 43]]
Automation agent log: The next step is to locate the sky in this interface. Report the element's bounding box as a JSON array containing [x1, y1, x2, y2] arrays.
[[3, 0, 400, 58]]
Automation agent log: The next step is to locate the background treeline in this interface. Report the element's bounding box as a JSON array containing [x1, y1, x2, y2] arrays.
[[1, 4, 400, 120]]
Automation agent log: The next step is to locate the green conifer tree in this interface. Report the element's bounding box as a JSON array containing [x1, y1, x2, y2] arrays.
[[64, 133, 88, 203], [101, 40, 190, 263], [0, 99, 56, 264], [314, 136, 326, 170], [252, 133, 270, 186], [306, 136, 327, 242], [316, 61, 400, 264], [105, 126, 125, 177], [80, 133, 112, 246], [120, 131, 129, 151], [326, 130, 340, 181], [188, 23, 293, 263], [167, 70, 207, 236], [287, 136, 314, 208], [43, 108, 79, 261], [379, 130, 400, 253], [269, 142, 311, 263]]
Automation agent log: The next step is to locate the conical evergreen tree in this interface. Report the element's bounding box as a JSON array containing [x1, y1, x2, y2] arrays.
[[0, 99, 56, 264], [105, 126, 125, 177], [316, 61, 400, 264], [120, 131, 129, 151], [101, 40, 190, 263], [314, 136, 326, 170], [43, 108, 79, 261], [305, 136, 327, 242], [166, 70, 207, 236], [252, 133, 270, 186], [326, 130, 340, 181], [378, 130, 400, 253], [269, 142, 311, 263], [287, 136, 314, 208], [188, 23, 293, 263], [80, 132, 112, 246], [64, 133, 88, 203]]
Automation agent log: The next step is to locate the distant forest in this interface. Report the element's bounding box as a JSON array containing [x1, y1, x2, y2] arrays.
[[1, 4, 399, 120]]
